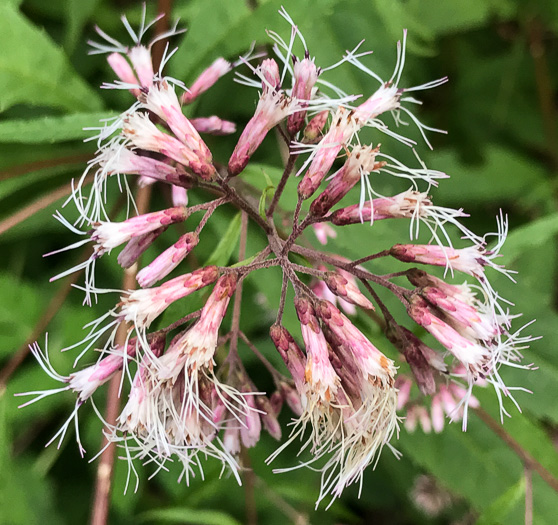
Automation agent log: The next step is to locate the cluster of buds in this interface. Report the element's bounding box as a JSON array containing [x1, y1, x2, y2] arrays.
[[21, 7, 535, 508]]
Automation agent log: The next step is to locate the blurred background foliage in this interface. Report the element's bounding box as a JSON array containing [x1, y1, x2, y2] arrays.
[[0, 0, 558, 524]]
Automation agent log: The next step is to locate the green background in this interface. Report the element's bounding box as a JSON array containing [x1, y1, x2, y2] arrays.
[[0, 0, 557, 523]]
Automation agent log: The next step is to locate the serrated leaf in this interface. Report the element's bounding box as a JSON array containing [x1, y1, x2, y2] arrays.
[[203, 211, 242, 266], [0, 4, 103, 112], [0, 113, 117, 143], [139, 507, 242, 525]]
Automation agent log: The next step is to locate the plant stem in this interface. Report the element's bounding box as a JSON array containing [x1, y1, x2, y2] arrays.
[[229, 211, 249, 356], [267, 154, 298, 217], [525, 465, 533, 525], [89, 180, 153, 525], [0, 176, 92, 236], [475, 407, 558, 494]]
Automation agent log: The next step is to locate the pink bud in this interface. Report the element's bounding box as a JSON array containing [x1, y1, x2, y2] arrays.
[[312, 223, 337, 246], [182, 58, 231, 104], [270, 325, 306, 392], [324, 272, 375, 311], [255, 396, 281, 440], [387, 325, 443, 395], [304, 110, 329, 141], [107, 53, 140, 96], [137, 232, 199, 288], [287, 57, 320, 134], [270, 390, 283, 414], [172, 185, 189, 207], [224, 421, 241, 455], [430, 396, 445, 433], [117, 226, 166, 268], [396, 376, 412, 410], [240, 394, 261, 448], [260, 58, 281, 91], [127, 46, 154, 88], [190, 116, 236, 135]]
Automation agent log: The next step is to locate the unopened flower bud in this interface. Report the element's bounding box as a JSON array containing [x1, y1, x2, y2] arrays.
[[324, 271, 375, 310], [287, 57, 320, 134], [127, 45, 153, 88], [182, 58, 231, 104], [107, 52, 139, 96], [137, 232, 199, 288], [303, 110, 329, 141], [117, 226, 166, 268], [240, 394, 261, 448], [190, 116, 236, 135], [270, 325, 306, 392], [172, 185, 189, 207], [255, 396, 281, 440], [260, 58, 281, 91]]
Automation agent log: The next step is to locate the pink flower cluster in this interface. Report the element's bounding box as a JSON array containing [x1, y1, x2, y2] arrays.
[[21, 7, 534, 508]]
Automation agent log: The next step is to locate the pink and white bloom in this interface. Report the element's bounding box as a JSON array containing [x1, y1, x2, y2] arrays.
[[408, 296, 490, 381], [297, 107, 360, 199], [92, 206, 189, 256], [119, 266, 219, 329], [310, 144, 383, 217], [229, 59, 300, 176], [139, 80, 214, 172]]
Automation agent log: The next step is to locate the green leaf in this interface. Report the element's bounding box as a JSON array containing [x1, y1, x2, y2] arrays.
[[0, 112, 117, 143], [259, 185, 275, 219], [0, 4, 103, 112], [406, 0, 515, 35], [428, 146, 551, 207], [500, 213, 558, 265], [203, 211, 242, 266], [64, 0, 101, 53], [140, 507, 242, 525], [476, 477, 525, 525]]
